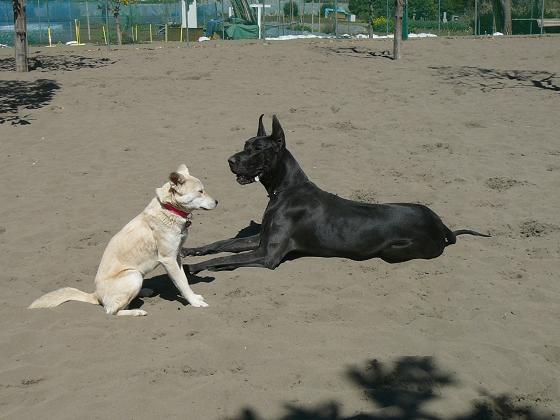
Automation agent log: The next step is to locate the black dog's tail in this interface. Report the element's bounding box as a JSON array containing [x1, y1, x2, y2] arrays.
[[445, 228, 491, 246]]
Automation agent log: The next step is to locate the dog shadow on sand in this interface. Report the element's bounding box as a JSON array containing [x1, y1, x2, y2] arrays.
[[130, 221, 263, 308]]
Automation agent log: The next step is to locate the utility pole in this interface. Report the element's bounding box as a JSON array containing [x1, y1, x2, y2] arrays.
[[13, 0, 28, 72]]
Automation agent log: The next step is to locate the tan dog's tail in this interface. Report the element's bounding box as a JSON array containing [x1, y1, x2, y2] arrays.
[[29, 287, 99, 309]]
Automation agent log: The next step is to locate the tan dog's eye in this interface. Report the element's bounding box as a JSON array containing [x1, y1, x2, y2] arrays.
[[199, 190, 203, 194]]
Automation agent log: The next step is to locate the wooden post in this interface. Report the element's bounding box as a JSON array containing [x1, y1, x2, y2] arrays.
[[393, 0, 404, 60], [13, 0, 28, 72]]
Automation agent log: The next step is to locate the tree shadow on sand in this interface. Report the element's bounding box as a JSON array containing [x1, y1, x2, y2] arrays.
[[0, 54, 114, 72], [229, 357, 554, 420], [0, 79, 61, 125], [430, 66, 560, 93], [321, 46, 393, 60]]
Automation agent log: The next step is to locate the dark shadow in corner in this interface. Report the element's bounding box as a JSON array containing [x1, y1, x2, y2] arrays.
[[0, 79, 60, 125], [0, 54, 114, 72], [228, 356, 554, 420], [323, 46, 393, 60], [430, 66, 560, 93]]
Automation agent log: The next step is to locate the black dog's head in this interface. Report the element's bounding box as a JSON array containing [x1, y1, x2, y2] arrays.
[[228, 115, 286, 185]]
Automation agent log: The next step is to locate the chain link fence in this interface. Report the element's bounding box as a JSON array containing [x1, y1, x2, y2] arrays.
[[0, 0, 558, 46]]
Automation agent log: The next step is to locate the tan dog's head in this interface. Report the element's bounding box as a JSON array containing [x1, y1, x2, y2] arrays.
[[156, 164, 218, 212]]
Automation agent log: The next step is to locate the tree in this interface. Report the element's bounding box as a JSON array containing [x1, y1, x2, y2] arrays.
[[492, 0, 512, 34], [12, 0, 28, 72], [394, 0, 403, 59], [100, 0, 132, 45]]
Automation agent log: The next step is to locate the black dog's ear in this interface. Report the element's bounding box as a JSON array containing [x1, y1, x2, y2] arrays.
[[271, 115, 285, 149], [257, 114, 267, 137]]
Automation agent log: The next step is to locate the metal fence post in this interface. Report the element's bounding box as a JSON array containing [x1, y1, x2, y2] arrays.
[[402, 0, 408, 40], [334, 0, 337, 37], [438, 0, 440, 32], [105, 0, 110, 51], [540, 0, 545, 35]]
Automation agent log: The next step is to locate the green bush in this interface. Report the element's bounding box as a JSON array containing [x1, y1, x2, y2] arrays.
[[408, 19, 471, 32]]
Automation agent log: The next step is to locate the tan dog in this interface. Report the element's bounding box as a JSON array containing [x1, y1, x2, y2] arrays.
[[29, 164, 217, 316]]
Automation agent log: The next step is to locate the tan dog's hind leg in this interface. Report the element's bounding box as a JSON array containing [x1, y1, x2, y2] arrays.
[[99, 271, 146, 316]]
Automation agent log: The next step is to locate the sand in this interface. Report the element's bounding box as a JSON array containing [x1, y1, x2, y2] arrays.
[[1, 36, 559, 419]]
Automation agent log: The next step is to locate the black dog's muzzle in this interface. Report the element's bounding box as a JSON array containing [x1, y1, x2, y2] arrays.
[[228, 152, 261, 185]]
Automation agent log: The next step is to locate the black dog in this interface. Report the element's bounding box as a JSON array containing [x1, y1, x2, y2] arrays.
[[184, 115, 489, 273]]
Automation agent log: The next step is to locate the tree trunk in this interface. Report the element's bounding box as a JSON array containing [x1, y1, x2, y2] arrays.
[[492, 0, 512, 34], [114, 3, 122, 45], [393, 0, 403, 60], [500, 0, 512, 34], [13, 0, 28, 72]]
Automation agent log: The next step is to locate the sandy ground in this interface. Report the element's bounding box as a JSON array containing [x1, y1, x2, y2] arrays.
[[1, 36, 559, 419]]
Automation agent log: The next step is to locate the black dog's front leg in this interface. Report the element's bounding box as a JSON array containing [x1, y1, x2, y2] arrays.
[[187, 250, 268, 273], [182, 234, 260, 257], [187, 239, 289, 273]]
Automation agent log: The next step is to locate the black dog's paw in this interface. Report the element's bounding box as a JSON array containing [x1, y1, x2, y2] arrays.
[[181, 248, 203, 257], [185, 264, 202, 274]]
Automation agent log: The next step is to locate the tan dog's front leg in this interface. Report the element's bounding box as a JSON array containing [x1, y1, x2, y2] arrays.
[[160, 258, 208, 308]]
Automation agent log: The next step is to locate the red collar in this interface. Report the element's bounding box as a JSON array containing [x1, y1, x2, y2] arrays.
[[162, 203, 190, 219]]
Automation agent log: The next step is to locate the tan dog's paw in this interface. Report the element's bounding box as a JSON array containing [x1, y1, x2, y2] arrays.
[[188, 294, 208, 308]]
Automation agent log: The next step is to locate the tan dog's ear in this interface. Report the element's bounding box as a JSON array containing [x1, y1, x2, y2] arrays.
[[169, 172, 186, 185], [177, 164, 189, 175]]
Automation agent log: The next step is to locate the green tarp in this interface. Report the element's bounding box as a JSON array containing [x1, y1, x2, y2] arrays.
[[226, 24, 259, 39]]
